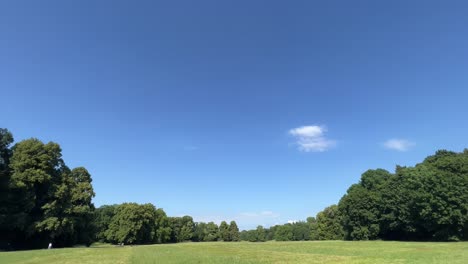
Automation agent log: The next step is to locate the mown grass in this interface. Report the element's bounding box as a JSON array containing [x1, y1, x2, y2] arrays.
[[1, 241, 467, 264]]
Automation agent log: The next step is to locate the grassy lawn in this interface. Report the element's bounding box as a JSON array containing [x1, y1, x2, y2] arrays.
[[1, 241, 467, 264]]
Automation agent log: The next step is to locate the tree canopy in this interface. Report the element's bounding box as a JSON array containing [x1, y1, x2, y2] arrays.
[[0, 127, 466, 250], [0, 130, 95, 249]]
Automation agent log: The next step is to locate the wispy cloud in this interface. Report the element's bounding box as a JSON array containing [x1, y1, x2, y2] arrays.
[[289, 125, 336, 152], [183, 146, 198, 151], [383, 139, 415, 151]]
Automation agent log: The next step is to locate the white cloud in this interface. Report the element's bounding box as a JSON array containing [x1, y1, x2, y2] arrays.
[[383, 139, 415, 151], [287, 220, 297, 224], [289, 125, 336, 152]]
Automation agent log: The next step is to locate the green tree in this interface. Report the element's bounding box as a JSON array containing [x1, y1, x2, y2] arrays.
[[256, 225, 266, 242], [229, 221, 240, 241], [105, 203, 159, 244], [307, 217, 318, 240], [291, 221, 311, 241], [338, 150, 468, 241], [338, 169, 391, 240], [179, 216, 194, 241], [154, 208, 171, 243], [0, 129, 14, 249], [192, 222, 206, 242], [316, 205, 344, 240], [240, 229, 258, 242], [274, 224, 293, 241], [9, 139, 71, 247], [417, 150, 468, 241], [93, 205, 118, 241], [169, 216, 194, 242], [219, 221, 230, 241], [68, 167, 95, 246], [266, 226, 276, 241], [204, 222, 219, 241]]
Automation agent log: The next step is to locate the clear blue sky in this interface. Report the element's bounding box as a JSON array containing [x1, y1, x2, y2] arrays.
[[1, 0, 467, 230]]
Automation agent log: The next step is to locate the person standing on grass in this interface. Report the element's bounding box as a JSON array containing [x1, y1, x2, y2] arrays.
[[48, 242, 52, 249]]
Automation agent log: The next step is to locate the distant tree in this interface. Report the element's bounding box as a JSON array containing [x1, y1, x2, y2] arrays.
[[229, 221, 240, 241], [306, 217, 318, 240], [239, 230, 249, 241], [204, 222, 219, 241], [274, 224, 293, 241], [316, 205, 344, 240], [105, 203, 159, 244], [93, 205, 118, 241], [266, 226, 276, 241], [291, 221, 310, 241], [256, 225, 266, 242], [169, 216, 194, 242], [179, 216, 194, 241], [192, 222, 206, 242], [154, 208, 171, 243], [219, 221, 230, 241], [240, 229, 258, 242]]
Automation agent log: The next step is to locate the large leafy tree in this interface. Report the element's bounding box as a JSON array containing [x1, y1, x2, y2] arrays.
[[94, 205, 118, 241], [339, 150, 468, 241], [105, 203, 161, 244], [0, 129, 13, 210], [9, 139, 71, 247], [256, 225, 266, 242], [306, 217, 318, 240], [203, 222, 219, 241], [291, 221, 311, 241], [192, 222, 207, 242], [219, 221, 230, 241], [229, 221, 240, 241], [169, 216, 194, 242], [0, 129, 14, 248], [67, 167, 95, 246], [315, 205, 344, 240], [154, 208, 171, 243], [274, 224, 293, 241], [179, 216, 194, 242], [339, 169, 391, 240], [395, 151, 468, 241]]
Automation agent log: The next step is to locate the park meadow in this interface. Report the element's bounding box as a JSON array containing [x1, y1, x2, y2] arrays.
[[0, 128, 467, 263], [1, 241, 467, 264]]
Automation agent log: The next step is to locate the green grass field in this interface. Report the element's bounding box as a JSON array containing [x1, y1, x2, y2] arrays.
[[1, 241, 467, 264]]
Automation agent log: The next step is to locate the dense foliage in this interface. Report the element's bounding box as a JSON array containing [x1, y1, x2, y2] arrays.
[[93, 205, 241, 245], [240, 207, 344, 242], [0, 127, 466, 250], [339, 150, 468, 241], [241, 150, 467, 242], [0, 129, 95, 249]]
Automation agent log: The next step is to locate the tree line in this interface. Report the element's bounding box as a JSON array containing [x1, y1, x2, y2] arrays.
[[1, 128, 467, 249], [240, 205, 344, 242], [93, 203, 240, 244], [0, 128, 241, 249], [242, 150, 468, 242]]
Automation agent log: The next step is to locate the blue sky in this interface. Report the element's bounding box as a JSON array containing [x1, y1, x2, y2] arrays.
[[1, 0, 468, 230]]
